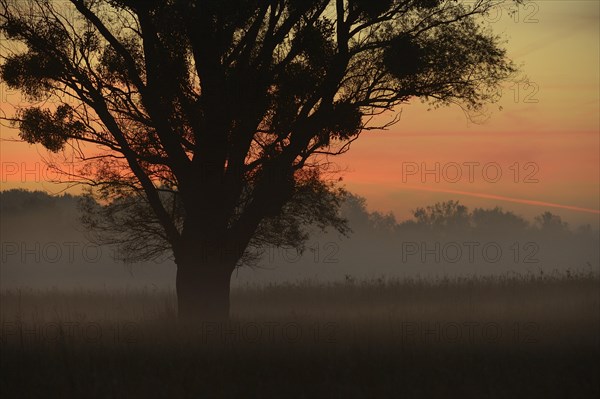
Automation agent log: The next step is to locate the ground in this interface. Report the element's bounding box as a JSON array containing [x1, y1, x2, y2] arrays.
[[1, 271, 598, 398]]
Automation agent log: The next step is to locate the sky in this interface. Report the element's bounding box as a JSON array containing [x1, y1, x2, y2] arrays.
[[1, 0, 599, 227], [336, 0, 600, 226]]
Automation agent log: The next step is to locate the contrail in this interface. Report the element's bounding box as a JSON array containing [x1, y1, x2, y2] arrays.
[[399, 185, 600, 215]]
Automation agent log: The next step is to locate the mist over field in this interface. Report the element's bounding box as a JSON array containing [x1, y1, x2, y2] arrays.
[[1, 192, 598, 398], [1, 189, 598, 289], [2, 191, 599, 398]]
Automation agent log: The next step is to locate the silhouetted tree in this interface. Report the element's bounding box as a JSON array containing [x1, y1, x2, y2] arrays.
[[1, 0, 516, 321], [412, 200, 470, 231], [472, 206, 529, 234], [535, 211, 568, 234]]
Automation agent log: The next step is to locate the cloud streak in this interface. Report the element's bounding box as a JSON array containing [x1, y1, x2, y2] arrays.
[[398, 185, 600, 215]]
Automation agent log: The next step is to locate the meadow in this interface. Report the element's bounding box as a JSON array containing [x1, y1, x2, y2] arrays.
[[1, 271, 599, 398]]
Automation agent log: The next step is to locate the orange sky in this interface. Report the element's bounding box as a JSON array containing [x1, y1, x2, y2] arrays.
[[1, 1, 599, 227], [335, 1, 600, 226]]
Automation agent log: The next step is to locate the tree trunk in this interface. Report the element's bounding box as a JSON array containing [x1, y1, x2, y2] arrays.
[[175, 256, 234, 323]]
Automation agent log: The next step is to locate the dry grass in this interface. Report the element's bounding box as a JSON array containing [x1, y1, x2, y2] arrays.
[[1, 271, 599, 398]]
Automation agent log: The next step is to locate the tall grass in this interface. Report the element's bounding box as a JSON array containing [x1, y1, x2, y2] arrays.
[[1, 271, 598, 398]]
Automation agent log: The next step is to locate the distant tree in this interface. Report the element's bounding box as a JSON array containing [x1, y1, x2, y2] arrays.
[[339, 193, 371, 230], [1, 0, 516, 322], [368, 211, 397, 234], [412, 200, 470, 231], [338, 193, 396, 234], [534, 211, 568, 234], [471, 206, 529, 233]]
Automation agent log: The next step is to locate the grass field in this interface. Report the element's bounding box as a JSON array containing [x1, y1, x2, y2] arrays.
[[1, 271, 599, 398]]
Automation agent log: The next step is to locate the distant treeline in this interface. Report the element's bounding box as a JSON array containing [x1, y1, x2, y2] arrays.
[[1, 189, 598, 287], [1, 189, 594, 235], [341, 194, 597, 239], [0, 189, 79, 214]]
